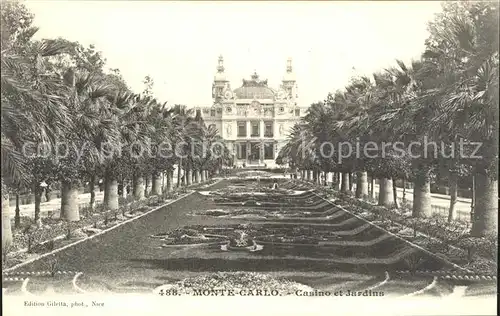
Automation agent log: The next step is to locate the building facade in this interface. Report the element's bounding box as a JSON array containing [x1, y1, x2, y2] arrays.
[[197, 56, 306, 168]]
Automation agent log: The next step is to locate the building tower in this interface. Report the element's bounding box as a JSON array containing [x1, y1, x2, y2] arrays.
[[212, 55, 229, 103], [281, 58, 298, 102]]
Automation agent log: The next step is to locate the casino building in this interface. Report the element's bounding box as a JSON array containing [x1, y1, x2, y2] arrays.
[[197, 56, 306, 168]]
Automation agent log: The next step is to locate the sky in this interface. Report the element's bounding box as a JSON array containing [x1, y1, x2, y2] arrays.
[[25, 1, 444, 107]]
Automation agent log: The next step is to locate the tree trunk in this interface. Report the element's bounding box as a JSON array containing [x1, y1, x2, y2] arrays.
[[471, 171, 498, 237], [34, 182, 42, 227], [60, 181, 80, 221], [313, 170, 318, 183], [104, 174, 119, 211], [392, 178, 399, 209], [306, 170, 312, 181], [89, 175, 96, 210], [152, 172, 162, 196], [355, 171, 368, 198], [369, 175, 375, 199], [201, 169, 206, 182], [186, 169, 192, 186], [121, 180, 128, 198], [181, 169, 186, 185], [301, 170, 305, 180], [333, 173, 340, 190], [145, 175, 152, 196], [14, 193, 21, 228], [162, 173, 165, 192], [378, 178, 394, 207], [348, 173, 354, 191], [326, 172, 332, 185], [204, 170, 209, 181], [2, 192, 13, 250], [447, 173, 458, 223], [177, 161, 182, 187], [133, 174, 145, 200], [341, 172, 350, 193], [165, 170, 173, 193], [194, 170, 201, 183], [412, 171, 432, 218]]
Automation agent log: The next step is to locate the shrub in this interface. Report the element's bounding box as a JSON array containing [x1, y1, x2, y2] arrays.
[[23, 223, 46, 253], [474, 234, 498, 261], [2, 244, 13, 264], [403, 253, 425, 274], [121, 204, 128, 217], [64, 221, 75, 240], [43, 255, 58, 277], [457, 237, 482, 262], [46, 240, 55, 251], [426, 240, 450, 255]]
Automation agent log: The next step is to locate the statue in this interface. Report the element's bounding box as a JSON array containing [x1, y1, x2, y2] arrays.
[[226, 124, 232, 136]]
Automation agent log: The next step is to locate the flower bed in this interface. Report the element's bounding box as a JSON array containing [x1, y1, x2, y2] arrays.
[[214, 181, 295, 194], [152, 229, 222, 246], [257, 235, 321, 245], [235, 171, 274, 178], [163, 223, 382, 247]]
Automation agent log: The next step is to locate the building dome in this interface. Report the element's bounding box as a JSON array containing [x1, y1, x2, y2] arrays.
[[233, 71, 275, 99], [234, 86, 275, 99]]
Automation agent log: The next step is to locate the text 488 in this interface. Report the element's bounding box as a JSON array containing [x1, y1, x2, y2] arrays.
[[159, 289, 180, 296]]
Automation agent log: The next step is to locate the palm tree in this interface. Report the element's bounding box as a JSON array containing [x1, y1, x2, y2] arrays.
[[336, 76, 374, 198], [103, 90, 136, 208], [302, 102, 336, 185], [2, 35, 70, 240], [277, 123, 318, 182], [145, 100, 175, 195], [169, 105, 197, 187], [423, 1, 498, 235], [370, 61, 429, 212], [57, 68, 116, 221], [197, 118, 224, 182]]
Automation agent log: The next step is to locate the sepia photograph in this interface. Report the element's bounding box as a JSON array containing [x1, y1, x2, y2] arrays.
[[1, 1, 498, 315]]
